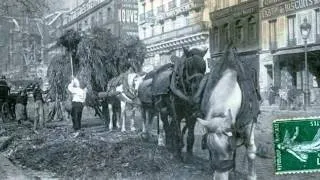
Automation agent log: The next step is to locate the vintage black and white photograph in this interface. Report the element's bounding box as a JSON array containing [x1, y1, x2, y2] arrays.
[[0, 0, 320, 179]]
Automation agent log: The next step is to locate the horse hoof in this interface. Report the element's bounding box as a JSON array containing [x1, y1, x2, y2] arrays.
[[247, 175, 257, 180], [121, 128, 126, 132], [130, 127, 136, 131]]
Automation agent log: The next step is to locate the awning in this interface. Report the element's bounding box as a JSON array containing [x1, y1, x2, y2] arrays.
[[273, 45, 320, 56]]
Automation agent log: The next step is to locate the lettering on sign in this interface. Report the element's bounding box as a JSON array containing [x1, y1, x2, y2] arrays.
[[261, 0, 320, 19], [263, 0, 288, 7], [118, 9, 138, 23]]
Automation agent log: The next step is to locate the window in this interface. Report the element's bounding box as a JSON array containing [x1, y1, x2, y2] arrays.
[[168, 0, 176, 10], [223, 0, 229, 8], [143, 27, 146, 38], [316, 9, 320, 41], [248, 16, 257, 42], [151, 25, 154, 36], [181, 0, 189, 5], [91, 16, 96, 28], [78, 22, 82, 31], [99, 11, 103, 23], [235, 20, 243, 42], [107, 8, 112, 20], [216, 0, 221, 9], [287, 15, 296, 46], [172, 18, 176, 30], [269, 20, 277, 49], [213, 26, 219, 51], [223, 23, 230, 45], [157, 5, 164, 13]]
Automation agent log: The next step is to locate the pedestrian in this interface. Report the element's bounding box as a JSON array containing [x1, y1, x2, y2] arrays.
[[67, 76, 87, 137], [15, 89, 27, 124], [268, 84, 275, 105], [33, 83, 45, 131], [22, 89, 28, 120]]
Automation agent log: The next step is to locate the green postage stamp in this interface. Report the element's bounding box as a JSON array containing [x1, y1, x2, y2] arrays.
[[273, 117, 320, 174]]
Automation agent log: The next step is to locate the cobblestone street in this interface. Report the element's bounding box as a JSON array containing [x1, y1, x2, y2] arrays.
[[0, 107, 320, 179]]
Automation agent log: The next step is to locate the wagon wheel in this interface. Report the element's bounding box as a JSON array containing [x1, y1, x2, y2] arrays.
[[1, 102, 10, 123]]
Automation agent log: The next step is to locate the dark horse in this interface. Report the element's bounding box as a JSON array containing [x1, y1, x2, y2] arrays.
[[140, 47, 207, 158]]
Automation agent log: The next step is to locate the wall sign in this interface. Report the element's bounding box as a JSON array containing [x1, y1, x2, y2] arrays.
[[261, 0, 320, 20]]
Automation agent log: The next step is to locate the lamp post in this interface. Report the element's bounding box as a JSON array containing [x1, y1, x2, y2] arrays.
[[300, 17, 311, 110]]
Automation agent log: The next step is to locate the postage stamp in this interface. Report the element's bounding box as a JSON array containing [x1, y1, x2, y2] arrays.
[[273, 117, 320, 175]]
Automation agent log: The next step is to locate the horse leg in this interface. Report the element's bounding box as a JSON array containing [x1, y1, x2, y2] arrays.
[[142, 107, 147, 134], [129, 104, 136, 131], [246, 122, 257, 180], [115, 107, 120, 129], [120, 101, 126, 132], [169, 97, 183, 159], [186, 117, 196, 156], [108, 103, 113, 130], [158, 111, 166, 147]]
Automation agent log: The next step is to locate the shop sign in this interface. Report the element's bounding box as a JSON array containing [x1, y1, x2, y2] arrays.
[[118, 2, 138, 24], [211, 2, 258, 19], [261, 0, 320, 20]]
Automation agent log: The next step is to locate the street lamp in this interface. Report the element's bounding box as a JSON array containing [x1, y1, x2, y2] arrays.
[[300, 17, 311, 110]]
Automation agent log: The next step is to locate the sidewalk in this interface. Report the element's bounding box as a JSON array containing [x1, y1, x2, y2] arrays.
[[260, 104, 320, 114], [0, 154, 29, 180]]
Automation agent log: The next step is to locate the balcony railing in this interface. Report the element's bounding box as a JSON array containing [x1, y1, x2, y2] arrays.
[[143, 21, 209, 45]]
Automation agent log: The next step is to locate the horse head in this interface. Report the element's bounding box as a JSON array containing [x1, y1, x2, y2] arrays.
[[127, 73, 145, 93], [181, 47, 207, 97]]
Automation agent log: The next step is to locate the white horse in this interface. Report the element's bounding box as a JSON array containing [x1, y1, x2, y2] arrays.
[[99, 72, 145, 132], [197, 44, 260, 180]]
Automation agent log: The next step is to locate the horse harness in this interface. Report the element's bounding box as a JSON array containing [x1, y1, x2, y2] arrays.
[[206, 114, 255, 172]]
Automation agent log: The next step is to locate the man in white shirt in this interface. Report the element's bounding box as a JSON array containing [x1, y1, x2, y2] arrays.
[[67, 77, 87, 136]]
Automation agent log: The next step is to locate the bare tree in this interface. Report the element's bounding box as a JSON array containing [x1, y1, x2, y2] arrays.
[[0, 0, 49, 17]]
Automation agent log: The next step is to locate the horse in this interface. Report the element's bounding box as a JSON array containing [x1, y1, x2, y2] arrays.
[[99, 71, 145, 132], [137, 73, 164, 146], [197, 43, 260, 180], [140, 47, 207, 159]]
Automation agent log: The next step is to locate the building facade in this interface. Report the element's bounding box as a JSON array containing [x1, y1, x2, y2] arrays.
[[259, 0, 320, 104], [0, 16, 46, 80], [63, 0, 138, 37], [138, 0, 210, 70], [209, 0, 260, 86]]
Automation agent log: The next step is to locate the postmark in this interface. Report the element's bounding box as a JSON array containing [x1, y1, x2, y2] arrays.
[[273, 117, 320, 174]]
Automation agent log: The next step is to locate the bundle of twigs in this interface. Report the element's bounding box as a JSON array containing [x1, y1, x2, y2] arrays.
[[47, 27, 146, 111]]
